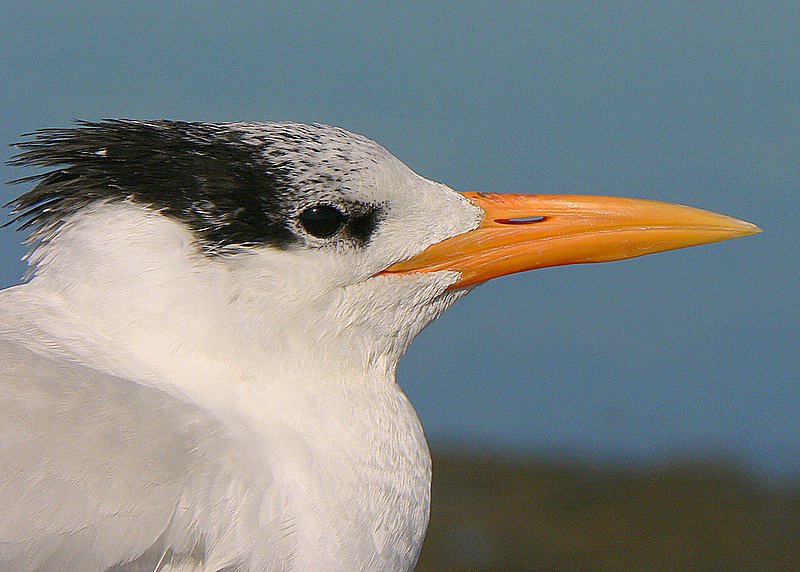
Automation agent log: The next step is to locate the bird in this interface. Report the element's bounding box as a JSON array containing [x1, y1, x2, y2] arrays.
[[0, 120, 759, 571]]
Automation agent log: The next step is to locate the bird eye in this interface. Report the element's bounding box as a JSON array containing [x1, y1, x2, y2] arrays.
[[298, 205, 347, 239]]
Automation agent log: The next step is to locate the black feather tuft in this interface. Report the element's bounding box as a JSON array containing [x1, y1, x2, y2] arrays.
[[7, 120, 299, 251]]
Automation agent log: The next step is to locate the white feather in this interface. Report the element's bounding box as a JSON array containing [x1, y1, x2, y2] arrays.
[[0, 130, 482, 571]]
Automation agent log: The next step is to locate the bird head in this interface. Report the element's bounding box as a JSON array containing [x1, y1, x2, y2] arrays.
[[7, 120, 760, 380]]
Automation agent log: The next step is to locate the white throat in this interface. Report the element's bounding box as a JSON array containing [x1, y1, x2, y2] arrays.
[[4, 201, 471, 569], [16, 200, 468, 389]]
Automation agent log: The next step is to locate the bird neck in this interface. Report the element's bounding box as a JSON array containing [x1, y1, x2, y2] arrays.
[[13, 202, 466, 413], [5, 201, 462, 569]]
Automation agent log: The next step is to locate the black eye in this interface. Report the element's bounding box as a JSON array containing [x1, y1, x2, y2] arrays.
[[298, 205, 347, 239]]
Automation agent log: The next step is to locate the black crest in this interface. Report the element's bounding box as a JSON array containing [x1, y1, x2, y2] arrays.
[[7, 120, 299, 251]]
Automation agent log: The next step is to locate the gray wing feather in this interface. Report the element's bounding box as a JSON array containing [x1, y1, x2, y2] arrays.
[[0, 338, 228, 571]]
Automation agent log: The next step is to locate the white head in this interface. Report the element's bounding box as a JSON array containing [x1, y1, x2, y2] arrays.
[[9, 121, 486, 389], [9, 120, 758, 392]]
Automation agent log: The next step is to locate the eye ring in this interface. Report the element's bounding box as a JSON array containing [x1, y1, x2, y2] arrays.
[[298, 204, 347, 239]]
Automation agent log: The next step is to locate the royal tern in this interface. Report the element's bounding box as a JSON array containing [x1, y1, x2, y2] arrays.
[[0, 120, 759, 571]]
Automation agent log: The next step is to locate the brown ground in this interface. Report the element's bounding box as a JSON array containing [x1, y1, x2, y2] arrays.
[[416, 449, 800, 571]]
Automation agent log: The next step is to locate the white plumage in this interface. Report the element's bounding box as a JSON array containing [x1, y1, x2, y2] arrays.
[[1, 121, 483, 571], [0, 120, 758, 571]]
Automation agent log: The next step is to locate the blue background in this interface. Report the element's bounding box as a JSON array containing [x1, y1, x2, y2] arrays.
[[1, 3, 796, 480]]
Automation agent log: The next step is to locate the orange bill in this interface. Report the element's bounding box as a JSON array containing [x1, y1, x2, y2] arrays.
[[380, 192, 761, 289]]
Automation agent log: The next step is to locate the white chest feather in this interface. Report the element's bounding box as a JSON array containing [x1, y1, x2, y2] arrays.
[[0, 202, 472, 570]]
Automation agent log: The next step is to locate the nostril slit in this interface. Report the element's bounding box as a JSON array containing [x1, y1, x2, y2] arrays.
[[495, 216, 547, 225]]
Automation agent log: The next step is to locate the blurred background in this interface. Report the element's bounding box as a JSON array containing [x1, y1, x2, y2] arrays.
[[1, 3, 797, 569]]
